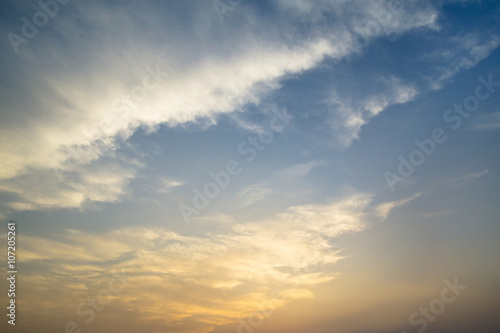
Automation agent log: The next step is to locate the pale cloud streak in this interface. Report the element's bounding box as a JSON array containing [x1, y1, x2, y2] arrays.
[[375, 193, 422, 220], [157, 178, 185, 193], [428, 33, 500, 90], [0, 160, 137, 212], [435, 169, 490, 188], [238, 184, 273, 207], [471, 111, 500, 131], [328, 77, 418, 146]]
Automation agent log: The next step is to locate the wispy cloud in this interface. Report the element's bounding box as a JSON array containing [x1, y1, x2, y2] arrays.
[[238, 184, 273, 207], [157, 177, 185, 193], [277, 160, 323, 179], [375, 193, 421, 220], [470, 111, 500, 131], [18, 192, 372, 331], [0, 160, 137, 213], [191, 213, 236, 224], [436, 169, 489, 188], [328, 77, 418, 146], [419, 209, 455, 219], [428, 33, 500, 90], [0, 0, 444, 215]]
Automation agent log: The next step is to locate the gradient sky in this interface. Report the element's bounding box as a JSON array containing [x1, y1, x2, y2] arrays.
[[1, 1, 500, 333]]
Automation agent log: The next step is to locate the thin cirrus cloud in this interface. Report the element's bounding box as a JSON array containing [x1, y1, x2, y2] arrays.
[[0, 161, 137, 212], [427, 33, 500, 90], [157, 178, 185, 194], [434, 169, 490, 188], [238, 184, 273, 207], [322, 30, 499, 147], [375, 193, 422, 220], [235, 161, 323, 206], [470, 111, 500, 131], [327, 77, 418, 147]]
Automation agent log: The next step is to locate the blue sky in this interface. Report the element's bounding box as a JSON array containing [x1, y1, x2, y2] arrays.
[[1, 1, 500, 333]]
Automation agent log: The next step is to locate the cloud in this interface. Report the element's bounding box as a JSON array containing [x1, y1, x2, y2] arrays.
[[238, 184, 273, 207], [375, 193, 421, 220], [324, 12, 499, 146], [238, 161, 322, 202], [363, 77, 418, 116], [436, 169, 489, 188], [328, 77, 418, 146], [192, 213, 236, 224], [0, 2, 344, 215], [278, 192, 372, 237], [0, 0, 449, 215], [277, 160, 322, 179], [419, 209, 455, 219], [470, 111, 500, 131], [426, 33, 500, 90], [157, 177, 185, 193], [18, 192, 372, 332], [0, 160, 137, 213]]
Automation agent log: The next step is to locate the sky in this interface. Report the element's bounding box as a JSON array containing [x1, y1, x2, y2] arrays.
[[0, 0, 500, 332]]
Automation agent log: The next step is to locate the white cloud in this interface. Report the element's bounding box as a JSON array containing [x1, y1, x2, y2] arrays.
[[470, 111, 500, 131], [375, 193, 421, 220], [328, 77, 418, 146], [278, 192, 372, 237], [157, 177, 185, 193], [0, 0, 447, 214], [192, 213, 236, 224], [428, 33, 500, 90], [437, 169, 489, 188], [277, 160, 323, 179], [0, 161, 136, 213], [363, 77, 418, 116], [238, 184, 273, 207]]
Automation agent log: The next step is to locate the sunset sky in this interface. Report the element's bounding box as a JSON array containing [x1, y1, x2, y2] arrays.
[[1, 1, 500, 332]]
